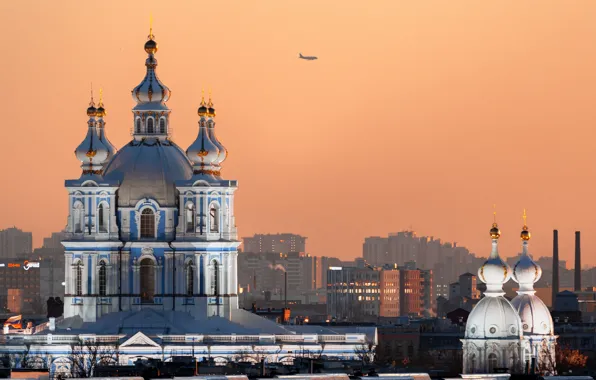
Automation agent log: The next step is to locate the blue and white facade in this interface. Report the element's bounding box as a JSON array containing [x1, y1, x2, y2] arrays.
[[63, 30, 239, 323]]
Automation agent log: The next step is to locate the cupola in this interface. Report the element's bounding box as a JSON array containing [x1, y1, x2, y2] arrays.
[[206, 92, 228, 178], [75, 90, 109, 176]]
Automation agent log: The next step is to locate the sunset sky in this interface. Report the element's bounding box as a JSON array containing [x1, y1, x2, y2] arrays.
[[1, 1, 596, 266]]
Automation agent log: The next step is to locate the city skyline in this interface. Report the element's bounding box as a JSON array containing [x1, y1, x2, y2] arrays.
[[2, 1, 596, 265]]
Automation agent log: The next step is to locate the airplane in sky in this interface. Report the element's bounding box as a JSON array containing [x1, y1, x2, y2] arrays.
[[298, 53, 318, 61]]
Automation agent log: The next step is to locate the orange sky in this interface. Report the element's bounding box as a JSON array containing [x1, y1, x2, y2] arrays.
[[1, 1, 596, 267]]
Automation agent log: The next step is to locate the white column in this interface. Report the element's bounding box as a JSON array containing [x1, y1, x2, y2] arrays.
[[194, 253, 201, 294], [231, 253, 238, 295], [110, 194, 117, 235], [65, 254, 73, 295], [90, 254, 97, 294], [81, 254, 88, 295], [156, 258, 162, 296], [164, 253, 172, 295]]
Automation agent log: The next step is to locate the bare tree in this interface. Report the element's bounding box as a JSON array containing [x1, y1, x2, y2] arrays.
[[354, 338, 376, 365], [539, 344, 588, 375], [67, 339, 117, 378]]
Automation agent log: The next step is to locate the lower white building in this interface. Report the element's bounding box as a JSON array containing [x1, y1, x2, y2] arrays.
[[462, 218, 556, 375]]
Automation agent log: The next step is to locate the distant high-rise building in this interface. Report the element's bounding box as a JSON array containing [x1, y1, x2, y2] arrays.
[[363, 230, 479, 290], [243, 233, 307, 254], [42, 231, 67, 249], [327, 266, 381, 321], [0, 227, 32, 259], [327, 264, 431, 321]]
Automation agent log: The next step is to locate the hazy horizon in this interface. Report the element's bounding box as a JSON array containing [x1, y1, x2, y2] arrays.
[[2, 1, 596, 266]]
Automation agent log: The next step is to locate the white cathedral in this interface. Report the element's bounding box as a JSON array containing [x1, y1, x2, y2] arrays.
[[0, 28, 375, 375], [65, 28, 239, 322], [461, 215, 557, 375]]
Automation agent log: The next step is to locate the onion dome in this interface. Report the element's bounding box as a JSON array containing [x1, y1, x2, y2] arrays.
[[478, 220, 512, 296], [511, 210, 553, 335], [512, 210, 542, 293], [86, 85, 97, 116], [197, 92, 208, 117], [206, 93, 228, 173], [96, 88, 116, 159], [466, 215, 522, 340], [87, 103, 97, 117], [131, 29, 171, 105], [75, 95, 109, 176], [207, 96, 216, 118], [186, 115, 219, 177]]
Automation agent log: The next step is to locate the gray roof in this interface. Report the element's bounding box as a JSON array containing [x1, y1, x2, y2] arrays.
[[103, 138, 192, 207]]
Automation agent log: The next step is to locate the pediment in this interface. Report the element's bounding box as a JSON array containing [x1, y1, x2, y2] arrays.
[[120, 331, 161, 348]]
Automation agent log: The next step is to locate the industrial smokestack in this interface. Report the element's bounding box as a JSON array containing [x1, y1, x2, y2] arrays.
[[552, 230, 559, 308], [575, 231, 581, 291], [284, 271, 288, 309]]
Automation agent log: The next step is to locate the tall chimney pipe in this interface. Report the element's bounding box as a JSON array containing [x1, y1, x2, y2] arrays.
[[575, 231, 581, 291], [552, 230, 559, 308], [284, 271, 288, 309]]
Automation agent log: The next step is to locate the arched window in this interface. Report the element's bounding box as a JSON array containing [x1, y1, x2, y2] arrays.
[[488, 353, 498, 373], [135, 118, 141, 134], [74, 262, 83, 296], [210, 260, 219, 296], [468, 353, 476, 374], [186, 203, 195, 232], [186, 261, 194, 296], [98, 261, 107, 296], [73, 203, 84, 233], [147, 118, 154, 134], [140, 258, 155, 302], [159, 118, 166, 134], [209, 204, 219, 233], [140, 209, 155, 238], [98, 204, 108, 233]]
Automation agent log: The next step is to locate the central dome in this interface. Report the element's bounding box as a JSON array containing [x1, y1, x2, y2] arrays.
[[511, 294, 554, 335], [103, 138, 192, 207], [465, 296, 523, 339]]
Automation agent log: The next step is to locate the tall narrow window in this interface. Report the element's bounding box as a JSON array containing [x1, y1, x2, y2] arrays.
[[98, 261, 107, 296], [210, 260, 219, 296], [140, 209, 155, 238], [159, 118, 166, 134], [186, 261, 194, 296], [98, 204, 108, 233], [140, 258, 155, 302], [147, 118, 154, 134], [135, 118, 141, 134], [209, 205, 219, 233], [186, 204, 195, 232], [75, 262, 83, 296], [488, 353, 497, 373], [73, 204, 84, 233], [469, 354, 476, 374]]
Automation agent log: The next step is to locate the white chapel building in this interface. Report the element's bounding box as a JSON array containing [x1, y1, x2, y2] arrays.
[[462, 217, 556, 375]]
